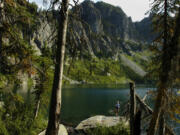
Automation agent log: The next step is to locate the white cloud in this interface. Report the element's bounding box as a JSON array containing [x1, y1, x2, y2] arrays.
[[29, 0, 151, 21]]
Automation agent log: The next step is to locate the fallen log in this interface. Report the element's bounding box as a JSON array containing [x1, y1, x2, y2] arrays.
[[135, 94, 153, 114], [135, 94, 175, 135]]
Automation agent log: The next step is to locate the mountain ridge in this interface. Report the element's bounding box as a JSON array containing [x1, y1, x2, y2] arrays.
[[29, 0, 154, 83], [32, 0, 154, 58], [79, 0, 154, 42]]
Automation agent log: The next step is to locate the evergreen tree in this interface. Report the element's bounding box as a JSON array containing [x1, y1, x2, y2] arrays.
[[147, 0, 180, 134], [0, 0, 38, 87], [0, 1, 47, 134]]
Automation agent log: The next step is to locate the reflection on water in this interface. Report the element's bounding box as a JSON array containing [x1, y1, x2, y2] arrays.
[[61, 84, 153, 125]]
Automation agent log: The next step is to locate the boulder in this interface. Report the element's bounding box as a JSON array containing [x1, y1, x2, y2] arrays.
[[39, 124, 68, 135], [75, 115, 129, 130]]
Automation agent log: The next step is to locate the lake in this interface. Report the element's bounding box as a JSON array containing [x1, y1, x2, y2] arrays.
[[61, 84, 153, 125]]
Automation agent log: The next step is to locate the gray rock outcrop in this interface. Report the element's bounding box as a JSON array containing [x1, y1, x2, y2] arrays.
[[39, 124, 68, 135], [75, 115, 129, 130]]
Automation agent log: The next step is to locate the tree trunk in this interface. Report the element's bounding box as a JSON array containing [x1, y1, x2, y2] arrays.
[[134, 93, 174, 135], [34, 98, 40, 119], [158, 111, 165, 135], [45, 0, 69, 135], [169, 7, 180, 73], [129, 82, 136, 135], [147, 86, 165, 135], [148, 2, 180, 135], [134, 110, 142, 135], [148, 0, 169, 134], [135, 94, 153, 114]]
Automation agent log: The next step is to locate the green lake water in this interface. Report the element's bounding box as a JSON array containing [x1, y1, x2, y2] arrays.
[[59, 84, 180, 134], [61, 84, 153, 125]]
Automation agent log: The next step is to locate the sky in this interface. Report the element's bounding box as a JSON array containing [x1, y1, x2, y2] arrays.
[[29, 0, 151, 22]]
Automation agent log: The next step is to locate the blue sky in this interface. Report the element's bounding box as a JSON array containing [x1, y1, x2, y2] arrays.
[[29, 0, 150, 22]]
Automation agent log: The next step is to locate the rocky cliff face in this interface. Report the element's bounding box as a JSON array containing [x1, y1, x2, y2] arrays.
[[68, 0, 154, 58], [80, 1, 154, 42], [31, 0, 153, 59]]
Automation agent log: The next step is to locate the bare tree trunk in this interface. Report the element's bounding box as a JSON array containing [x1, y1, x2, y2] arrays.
[[148, 0, 169, 134], [45, 0, 69, 135], [147, 87, 165, 135], [134, 110, 141, 135], [159, 111, 165, 135], [135, 94, 153, 114], [135, 93, 174, 135], [130, 82, 136, 135], [34, 65, 47, 119], [34, 99, 40, 119]]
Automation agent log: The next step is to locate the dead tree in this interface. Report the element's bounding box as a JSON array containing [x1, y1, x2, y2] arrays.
[[134, 110, 142, 135], [129, 82, 136, 135], [128, 82, 175, 135], [45, 0, 70, 134], [135, 94, 174, 135]]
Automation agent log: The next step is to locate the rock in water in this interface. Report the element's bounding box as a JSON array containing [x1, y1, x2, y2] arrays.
[[39, 124, 68, 135], [75, 115, 129, 130]]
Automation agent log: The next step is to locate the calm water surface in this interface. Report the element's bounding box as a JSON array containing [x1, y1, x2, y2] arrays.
[[61, 84, 153, 125]]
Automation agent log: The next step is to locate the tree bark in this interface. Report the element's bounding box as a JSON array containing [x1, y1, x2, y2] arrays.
[[130, 82, 136, 135], [45, 0, 69, 135]]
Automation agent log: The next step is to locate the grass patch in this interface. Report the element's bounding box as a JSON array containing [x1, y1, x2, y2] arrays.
[[86, 123, 130, 135]]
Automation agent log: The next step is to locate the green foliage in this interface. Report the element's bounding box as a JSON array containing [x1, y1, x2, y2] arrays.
[[147, 0, 180, 128], [32, 49, 54, 117], [0, 1, 50, 134], [0, 0, 39, 87], [64, 56, 147, 84], [0, 92, 32, 135], [0, 115, 8, 135], [0, 92, 47, 135], [86, 123, 130, 135], [0, 46, 53, 135], [147, 0, 180, 86]]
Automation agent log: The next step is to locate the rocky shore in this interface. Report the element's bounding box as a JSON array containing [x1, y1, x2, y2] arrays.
[[39, 115, 129, 135]]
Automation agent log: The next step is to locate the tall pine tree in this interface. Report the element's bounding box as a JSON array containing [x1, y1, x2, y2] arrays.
[[148, 0, 180, 134]]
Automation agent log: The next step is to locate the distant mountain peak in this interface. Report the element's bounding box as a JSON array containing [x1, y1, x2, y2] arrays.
[[79, 1, 154, 42]]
